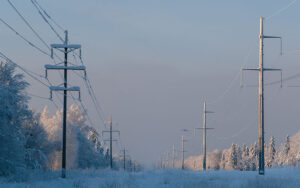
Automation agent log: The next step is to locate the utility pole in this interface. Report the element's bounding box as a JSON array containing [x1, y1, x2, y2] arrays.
[[172, 144, 175, 168], [181, 135, 187, 170], [165, 150, 169, 168], [102, 116, 120, 169], [241, 17, 282, 175], [120, 148, 129, 170], [46, 31, 84, 178], [194, 102, 214, 171]]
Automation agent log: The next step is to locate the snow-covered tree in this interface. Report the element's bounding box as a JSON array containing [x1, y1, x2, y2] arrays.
[[0, 62, 28, 176], [23, 112, 49, 170], [277, 135, 296, 166], [248, 142, 258, 170], [40, 104, 109, 170], [266, 136, 276, 167]]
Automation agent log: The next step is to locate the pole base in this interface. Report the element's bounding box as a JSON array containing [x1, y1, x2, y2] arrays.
[[61, 168, 66, 178], [258, 170, 264, 175]]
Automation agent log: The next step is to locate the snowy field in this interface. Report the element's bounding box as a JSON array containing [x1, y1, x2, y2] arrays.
[[1, 167, 300, 188]]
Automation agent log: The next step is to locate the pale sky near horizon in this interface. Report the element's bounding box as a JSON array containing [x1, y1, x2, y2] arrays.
[[1, 0, 300, 166]]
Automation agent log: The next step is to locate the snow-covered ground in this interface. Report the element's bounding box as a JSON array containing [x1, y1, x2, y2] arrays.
[[1, 167, 300, 188]]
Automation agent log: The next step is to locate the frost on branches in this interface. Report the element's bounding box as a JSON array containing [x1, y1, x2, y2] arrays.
[[0, 61, 111, 177], [0, 62, 48, 176], [40, 105, 110, 170], [184, 133, 300, 171]]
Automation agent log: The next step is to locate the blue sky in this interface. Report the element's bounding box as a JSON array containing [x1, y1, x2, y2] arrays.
[[1, 0, 300, 165]]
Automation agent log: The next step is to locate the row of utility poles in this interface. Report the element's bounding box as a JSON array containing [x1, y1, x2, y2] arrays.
[[161, 17, 283, 176], [161, 102, 214, 170], [44, 17, 282, 178]]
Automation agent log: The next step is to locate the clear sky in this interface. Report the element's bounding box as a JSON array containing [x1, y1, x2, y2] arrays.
[[1, 0, 300, 166]]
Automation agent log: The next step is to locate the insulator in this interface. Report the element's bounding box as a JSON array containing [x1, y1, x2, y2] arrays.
[[84, 70, 87, 80], [51, 48, 53, 59], [50, 90, 53, 99], [280, 38, 283, 56], [280, 71, 283, 88]]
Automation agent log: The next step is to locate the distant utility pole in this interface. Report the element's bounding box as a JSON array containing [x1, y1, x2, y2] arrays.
[[45, 31, 84, 178], [181, 135, 187, 170], [165, 150, 169, 168], [241, 17, 282, 175], [172, 144, 175, 168], [102, 116, 120, 169], [120, 148, 129, 170], [160, 155, 164, 169], [194, 102, 214, 171]]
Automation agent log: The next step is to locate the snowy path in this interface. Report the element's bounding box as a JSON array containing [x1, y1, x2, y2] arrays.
[[1, 168, 300, 188]]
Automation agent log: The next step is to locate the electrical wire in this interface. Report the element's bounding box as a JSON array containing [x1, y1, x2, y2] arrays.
[[30, 0, 64, 42], [7, 0, 51, 51], [0, 51, 50, 87], [4, 2, 95, 127], [33, 0, 65, 31], [265, 0, 297, 21], [0, 17, 50, 56]]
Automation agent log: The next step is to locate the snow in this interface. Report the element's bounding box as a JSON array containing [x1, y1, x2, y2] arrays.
[[1, 168, 300, 188]]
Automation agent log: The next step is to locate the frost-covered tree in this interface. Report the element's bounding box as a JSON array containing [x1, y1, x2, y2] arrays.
[[283, 135, 290, 156], [228, 144, 238, 170], [241, 144, 251, 170], [248, 142, 258, 170], [277, 135, 295, 166], [266, 136, 276, 167], [0, 62, 27, 176], [40, 104, 109, 170], [23, 112, 49, 170], [0, 62, 49, 175]]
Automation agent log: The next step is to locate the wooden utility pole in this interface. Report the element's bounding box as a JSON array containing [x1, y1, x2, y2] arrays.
[[181, 136, 187, 170], [120, 148, 129, 170], [102, 116, 120, 169], [241, 17, 282, 175], [172, 144, 175, 168], [194, 102, 214, 171], [46, 31, 84, 178]]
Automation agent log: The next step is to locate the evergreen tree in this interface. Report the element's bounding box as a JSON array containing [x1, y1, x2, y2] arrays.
[[266, 136, 276, 167], [249, 142, 258, 170], [0, 62, 27, 176], [241, 144, 250, 170], [283, 135, 290, 156], [228, 144, 237, 170]]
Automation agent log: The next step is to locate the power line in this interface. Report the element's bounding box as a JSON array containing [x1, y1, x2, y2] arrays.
[[0, 17, 50, 56], [30, 0, 64, 42], [265, 0, 297, 21], [27, 92, 59, 109], [7, 0, 51, 51], [207, 43, 256, 105], [33, 0, 65, 31], [5, 1, 109, 147], [0, 51, 50, 87], [3, 3, 95, 127]]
